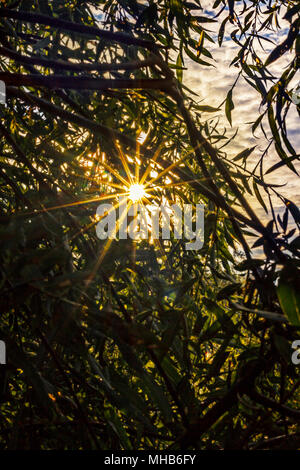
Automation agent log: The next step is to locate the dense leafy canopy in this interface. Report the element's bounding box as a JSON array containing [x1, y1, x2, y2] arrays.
[[0, 0, 299, 450]]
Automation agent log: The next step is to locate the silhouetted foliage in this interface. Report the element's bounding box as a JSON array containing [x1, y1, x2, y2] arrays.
[[0, 0, 299, 450]]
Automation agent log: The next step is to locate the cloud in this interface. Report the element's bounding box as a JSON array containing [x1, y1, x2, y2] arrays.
[[182, 5, 300, 222]]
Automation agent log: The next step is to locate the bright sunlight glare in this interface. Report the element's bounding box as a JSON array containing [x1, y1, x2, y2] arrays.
[[128, 183, 146, 202]]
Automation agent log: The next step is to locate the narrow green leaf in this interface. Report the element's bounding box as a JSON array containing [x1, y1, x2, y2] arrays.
[[277, 266, 300, 326], [233, 146, 256, 161], [176, 53, 183, 83], [253, 179, 268, 213], [225, 89, 234, 125]]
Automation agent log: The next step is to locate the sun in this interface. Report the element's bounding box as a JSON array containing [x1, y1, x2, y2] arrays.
[[35, 136, 195, 275], [128, 183, 146, 202]]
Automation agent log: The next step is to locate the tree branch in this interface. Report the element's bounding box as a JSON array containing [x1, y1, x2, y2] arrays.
[[0, 45, 155, 72], [0, 72, 172, 91], [249, 389, 300, 420]]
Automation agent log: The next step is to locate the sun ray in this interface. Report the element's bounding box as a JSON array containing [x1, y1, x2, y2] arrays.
[[143, 142, 201, 188], [140, 141, 165, 185], [141, 197, 172, 271], [147, 178, 208, 191], [115, 140, 134, 186], [141, 142, 200, 188], [69, 218, 98, 244], [98, 181, 127, 191], [69, 199, 123, 244], [131, 201, 138, 268], [99, 160, 129, 187], [145, 153, 189, 188], [86, 199, 133, 284], [81, 138, 202, 266], [135, 138, 140, 184], [28, 191, 128, 217]]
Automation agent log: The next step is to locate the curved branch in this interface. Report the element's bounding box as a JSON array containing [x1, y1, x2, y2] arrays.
[[249, 389, 300, 420], [0, 7, 157, 50], [0, 46, 155, 72], [0, 72, 172, 91]]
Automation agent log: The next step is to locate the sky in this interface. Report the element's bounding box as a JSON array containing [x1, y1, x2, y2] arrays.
[[183, 1, 299, 226]]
